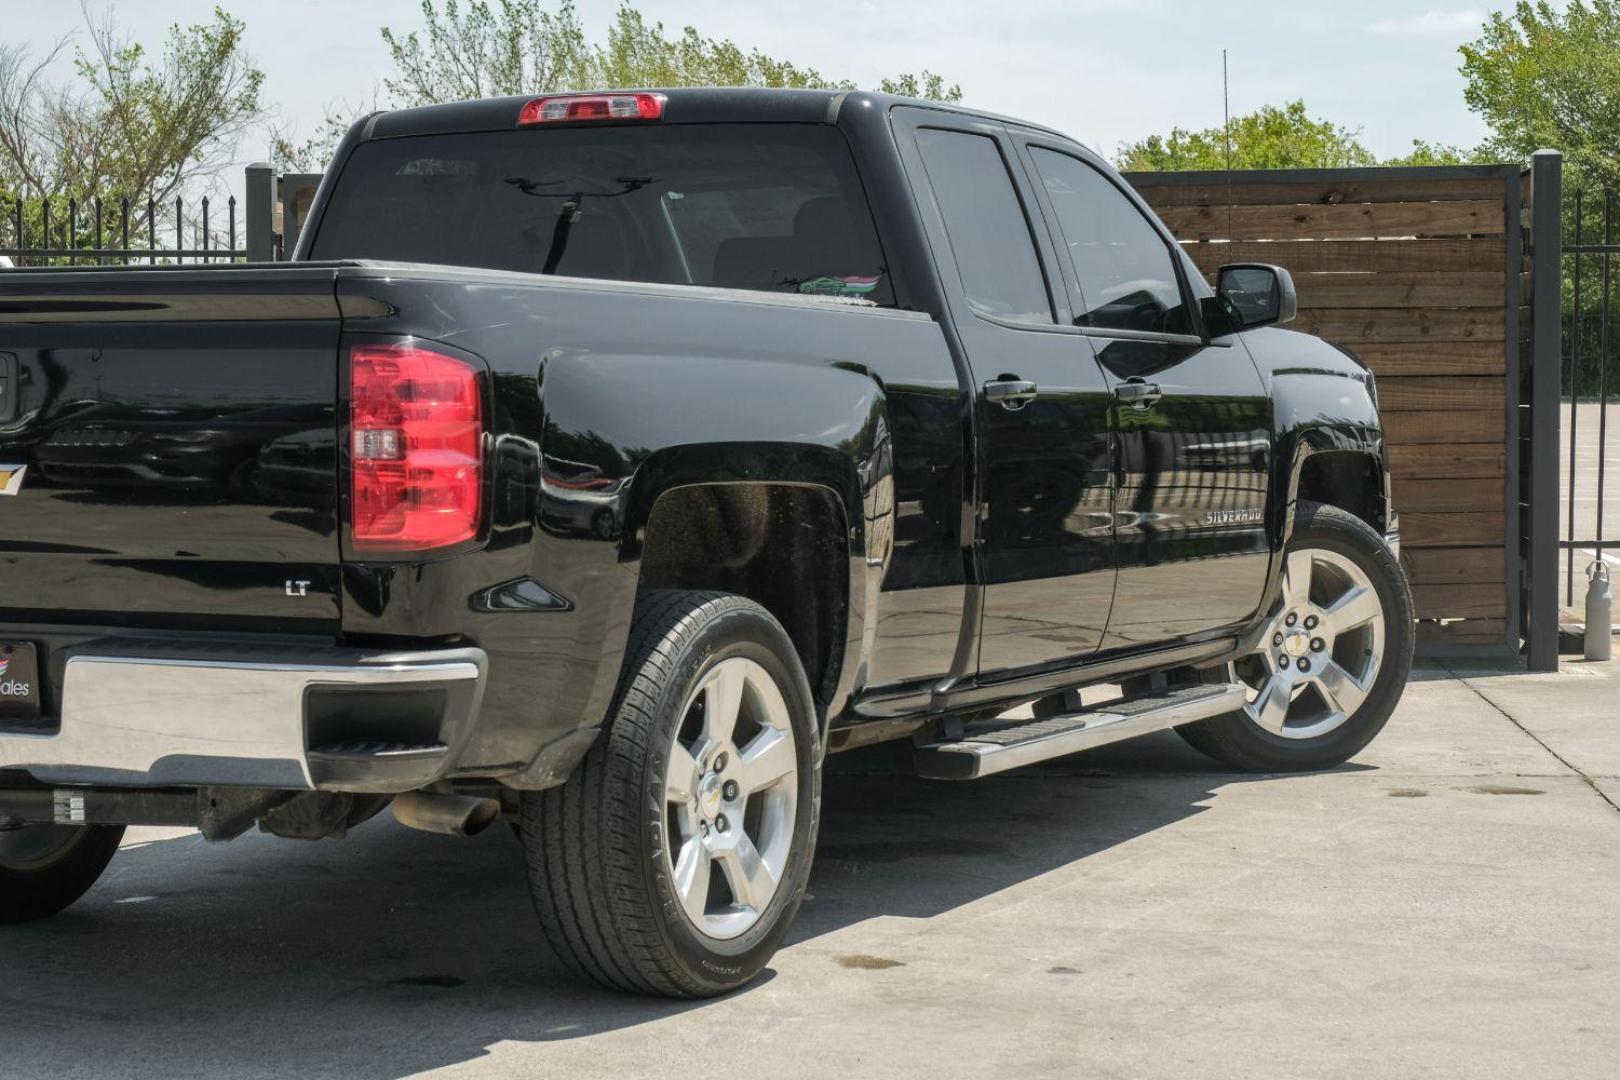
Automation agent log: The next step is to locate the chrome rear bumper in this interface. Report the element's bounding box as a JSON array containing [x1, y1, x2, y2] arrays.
[[0, 643, 486, 792]]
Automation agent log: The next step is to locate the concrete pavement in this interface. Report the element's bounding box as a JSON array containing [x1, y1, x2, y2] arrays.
[[4, 660, 1618, 1079]]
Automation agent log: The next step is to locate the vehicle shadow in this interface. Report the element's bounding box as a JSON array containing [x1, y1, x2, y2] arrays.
[[0, 732, 1372, 1079]]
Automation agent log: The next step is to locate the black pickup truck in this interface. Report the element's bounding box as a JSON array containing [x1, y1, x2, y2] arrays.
[[0, 88, 1411, 997]]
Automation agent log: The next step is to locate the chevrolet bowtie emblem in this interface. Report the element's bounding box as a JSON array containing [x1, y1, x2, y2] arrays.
[[0, 464, 27, 496]]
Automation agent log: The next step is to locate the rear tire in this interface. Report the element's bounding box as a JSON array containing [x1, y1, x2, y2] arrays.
[[1178, 502, 1413, 772], [521, 590, 821, 997], [0, 823, 125, 924]]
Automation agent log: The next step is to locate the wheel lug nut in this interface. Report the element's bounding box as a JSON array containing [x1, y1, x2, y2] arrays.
[[1311, 638, 1325, 652], [1272, 632, 1284, 647], [700, 820, 710, 836], [1297, 658, 1311, 673], [715, 815, 730, 834], [1279, 656, 1291, 669], [723, 780, 739, 801], [1304, 615, 1318, 630], [1285, 612, 1298, 627], [712, 752, 728, 772]]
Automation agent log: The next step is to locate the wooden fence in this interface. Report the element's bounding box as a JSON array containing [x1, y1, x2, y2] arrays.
[[1126, 164, 1551, 662]]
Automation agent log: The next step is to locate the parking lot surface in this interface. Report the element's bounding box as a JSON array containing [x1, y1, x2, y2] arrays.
[[5, 660, 1618, 1080]]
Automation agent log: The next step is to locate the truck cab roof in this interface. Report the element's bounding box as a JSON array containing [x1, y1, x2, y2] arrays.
[[362, 86, 1074, 146]]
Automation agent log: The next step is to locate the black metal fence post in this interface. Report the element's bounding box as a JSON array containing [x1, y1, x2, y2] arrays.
[[1527, 150, 1563, 670], [244, 162, 275, 262]]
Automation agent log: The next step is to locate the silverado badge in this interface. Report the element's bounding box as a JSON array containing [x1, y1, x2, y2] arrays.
[[1205, 507, 1262, 525]]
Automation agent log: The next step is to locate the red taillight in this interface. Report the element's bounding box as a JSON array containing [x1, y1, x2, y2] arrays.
[[349, 342, 483, 552], [517, 92, 666, 125]]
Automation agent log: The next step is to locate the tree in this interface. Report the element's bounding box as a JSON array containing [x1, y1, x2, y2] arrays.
[[0, 6, 263, 209], [381, 0, 592, 107], [379, 1, 961, 107], [590, 5, 852, 91], [1116, 101, 1377, 172], [879, 70, 962, 103], [272, 1, 958, 172], [1380, 140, 1489, 168], [1459, 1, 1620, 192]]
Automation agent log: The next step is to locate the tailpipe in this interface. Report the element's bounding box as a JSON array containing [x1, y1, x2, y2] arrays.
[[392, 791, 501, 837]]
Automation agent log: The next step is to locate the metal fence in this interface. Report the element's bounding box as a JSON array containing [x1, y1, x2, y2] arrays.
[[0, 163, 322, 266], [1563, 188, 1619, 609], [0, 193, 245, 265]]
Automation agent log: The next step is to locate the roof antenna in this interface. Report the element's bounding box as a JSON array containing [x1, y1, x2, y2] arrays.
[[1223, 48, 1235, 244]]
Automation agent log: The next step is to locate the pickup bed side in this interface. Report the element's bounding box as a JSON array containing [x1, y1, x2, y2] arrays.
[[330, 265, 950, 786]]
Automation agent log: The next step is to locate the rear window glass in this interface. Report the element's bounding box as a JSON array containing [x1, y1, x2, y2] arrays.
[[308, 123, 895, 306]]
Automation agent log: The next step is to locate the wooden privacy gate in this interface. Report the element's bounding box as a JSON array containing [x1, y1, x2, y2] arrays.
[[1125, 162, 1561, 665]]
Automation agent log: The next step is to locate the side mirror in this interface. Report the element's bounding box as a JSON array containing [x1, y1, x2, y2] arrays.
[[1215, 264, 1297, 329]]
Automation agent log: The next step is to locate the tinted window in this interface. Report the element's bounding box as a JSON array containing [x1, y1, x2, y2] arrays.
[[1029, 148, 1191, 335], [915, 129, 1053, 326], [309, 124, 894, 306]]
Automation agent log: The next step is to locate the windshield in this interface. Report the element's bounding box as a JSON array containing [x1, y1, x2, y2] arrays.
[[308, 122, 895, 306]]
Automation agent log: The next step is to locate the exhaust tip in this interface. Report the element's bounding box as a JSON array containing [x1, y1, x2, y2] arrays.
[[392, 791, 501, 837]]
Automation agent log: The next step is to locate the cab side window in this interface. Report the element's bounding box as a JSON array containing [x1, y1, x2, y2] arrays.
[[915, 129, 1054, 327], [1028, 148, 1192, 336]]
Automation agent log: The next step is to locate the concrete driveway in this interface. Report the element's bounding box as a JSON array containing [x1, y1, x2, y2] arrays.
[[5, 661, 1618, 1079]]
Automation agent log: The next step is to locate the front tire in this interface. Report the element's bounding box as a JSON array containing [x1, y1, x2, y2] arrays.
[[0, 823, 125, 924], [1178, 501, 1413, 772], [521, 590, 821, 997]]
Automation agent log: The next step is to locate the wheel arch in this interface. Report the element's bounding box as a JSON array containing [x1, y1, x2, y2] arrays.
[[1254, 354, 1390, 626], [635, 476, 857, 718]]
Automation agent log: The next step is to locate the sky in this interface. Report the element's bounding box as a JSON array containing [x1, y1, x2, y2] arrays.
[[1, 0, 1500, 190]]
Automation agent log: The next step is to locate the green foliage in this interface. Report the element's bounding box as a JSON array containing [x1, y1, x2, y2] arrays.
[[258, 1, 965, 172], [381, 0, 593, 107], [878, 70, 963, 103], [1459, 1, 1620, 192], [1380, 140, 1492, 167], [1118, 101, 1502, 172], [590, 5, 850, 91], [1116, 101, 1378, 172], [0, 7, 262, 210], [376, 1, 962, 108]]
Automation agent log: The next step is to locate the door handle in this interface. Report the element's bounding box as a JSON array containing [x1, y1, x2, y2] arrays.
[[1114, 379, 1162, 410], [985, 378, 1039, 411]]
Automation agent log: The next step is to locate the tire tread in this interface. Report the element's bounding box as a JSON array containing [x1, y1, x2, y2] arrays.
[[1177, 501, 1414, 773], [521, 589, 792, 997]]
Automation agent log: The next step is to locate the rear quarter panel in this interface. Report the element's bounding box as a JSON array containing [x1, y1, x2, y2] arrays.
[[333, 267, 953, 780]]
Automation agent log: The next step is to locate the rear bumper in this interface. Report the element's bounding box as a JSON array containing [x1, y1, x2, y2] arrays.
[[0, 641, 487, 793]]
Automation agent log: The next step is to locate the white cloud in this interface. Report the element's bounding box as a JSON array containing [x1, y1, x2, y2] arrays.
[[1368, 9, 1484, 35]]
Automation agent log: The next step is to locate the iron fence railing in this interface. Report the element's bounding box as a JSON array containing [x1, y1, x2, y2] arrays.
[[1563, 188, 1618, 607], [0, 192, 246, 265]]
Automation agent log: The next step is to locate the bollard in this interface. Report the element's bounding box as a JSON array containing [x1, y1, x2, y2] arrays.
[[1587, 563, 1613, 662]]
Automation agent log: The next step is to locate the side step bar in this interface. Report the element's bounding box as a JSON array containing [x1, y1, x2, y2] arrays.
[[914, 683, 1246, 780]]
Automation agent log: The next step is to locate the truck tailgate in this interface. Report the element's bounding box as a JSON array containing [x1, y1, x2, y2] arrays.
[[0, 267, 344, 632]]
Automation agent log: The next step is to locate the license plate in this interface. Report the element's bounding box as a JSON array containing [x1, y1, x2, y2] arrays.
[[0, 642, 41, 726]]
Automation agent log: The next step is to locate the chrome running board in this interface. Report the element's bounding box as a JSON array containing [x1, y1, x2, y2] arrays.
[[914, 683, 1246, 780]]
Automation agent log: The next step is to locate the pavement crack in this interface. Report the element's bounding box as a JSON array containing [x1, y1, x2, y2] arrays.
[[1443, 663, 1620, 818]]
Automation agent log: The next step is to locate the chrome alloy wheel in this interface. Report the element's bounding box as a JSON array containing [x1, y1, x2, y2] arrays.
[[1239, 548, 1387, 741], [661, 657, 799, 941]]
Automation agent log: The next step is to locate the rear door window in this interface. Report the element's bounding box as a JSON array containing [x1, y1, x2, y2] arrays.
[[309, 123, 895, 306], [913, 129, 1054, 327]]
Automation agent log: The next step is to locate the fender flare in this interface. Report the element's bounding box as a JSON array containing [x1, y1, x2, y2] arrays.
[[1260, 370, 1386, 609], [567, 383, 894, 748]]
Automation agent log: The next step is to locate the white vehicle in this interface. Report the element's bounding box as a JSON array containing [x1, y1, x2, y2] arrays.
[[0, 255, 14, 269]]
